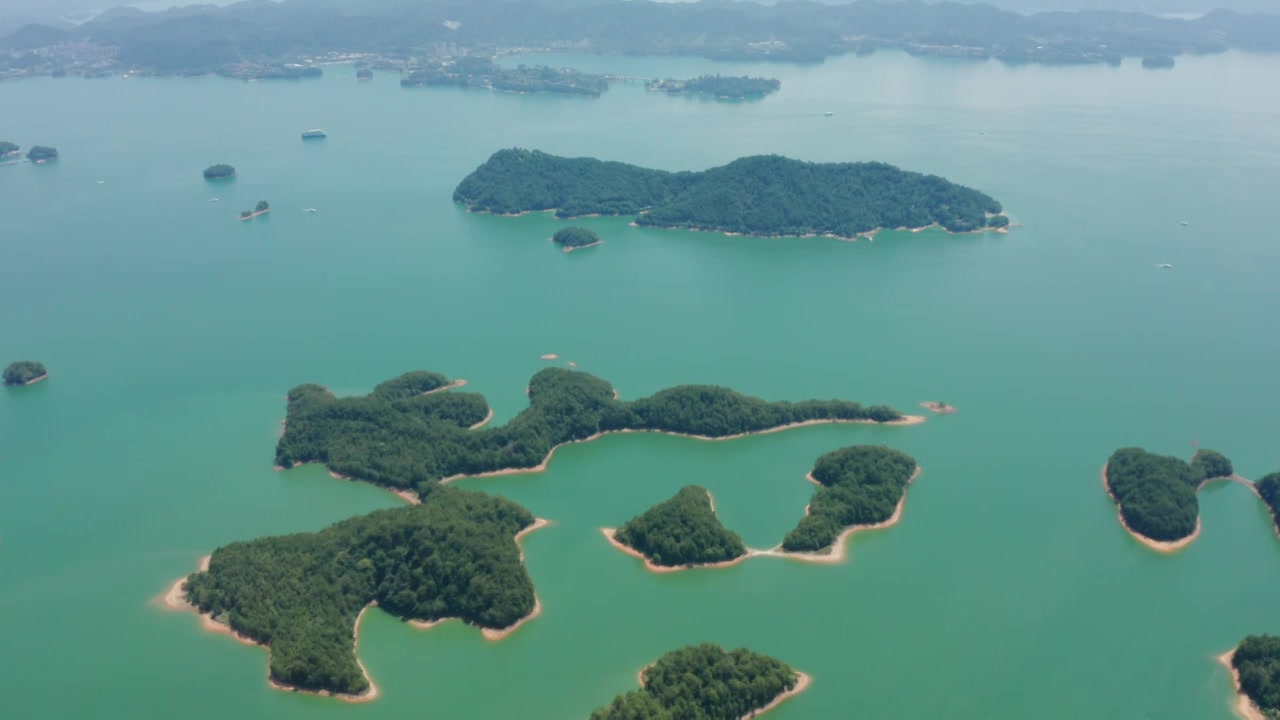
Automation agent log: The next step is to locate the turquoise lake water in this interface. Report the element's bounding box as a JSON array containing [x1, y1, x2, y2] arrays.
[[2, 49, 1279, 718]]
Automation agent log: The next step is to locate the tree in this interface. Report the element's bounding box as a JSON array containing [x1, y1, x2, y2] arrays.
[[203, 164, 236, 179], [26, 145, 57, 161], [613, 486, 746, 567], [3, 361, 47, 385]]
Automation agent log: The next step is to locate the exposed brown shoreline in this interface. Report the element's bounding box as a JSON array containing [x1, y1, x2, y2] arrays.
[[919, 401, 956, 414], [1101, 465, 1265, 552], [423, 378, 468, 395], [1217, 649, 1267, 720], [161, 556, 379, 702], [561, 240, 604, 253], [439, 416, 925, 485], [17, 373, 49, 386], [238, 208, 270, 221], [469, 406, 495, 431], [603, 468, 922, 570]]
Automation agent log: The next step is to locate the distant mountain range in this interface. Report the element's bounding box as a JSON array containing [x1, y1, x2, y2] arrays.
[[3, 0, 1278, 77]]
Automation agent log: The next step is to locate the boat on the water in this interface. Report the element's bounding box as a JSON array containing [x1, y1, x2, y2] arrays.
[[302, 129, 327, 140]]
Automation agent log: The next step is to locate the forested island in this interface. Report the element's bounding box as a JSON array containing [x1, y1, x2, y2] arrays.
[[4, 1, 1279, 78], [3, 360, 47, 386], [239, 200, 269, 220], [0, 141, 18, 157], [590, 643, 806, 720], [553, 226, 602, 252], [171, 487, 541, 699], [608, 486, 747, 569], [356, 68, 372, 81], [455, 149, 1007, 237], [782, 445, 919, 553], [26, 145, 57, 162], [401, 57, 608, 97], [202, 164, 235, 180], [276, 367, 910, 499], [1257, 473, 1280, 537], [1103, 447, 1235, 549], [646, 75, 781, 100], [1224, 635, 1280, 719]]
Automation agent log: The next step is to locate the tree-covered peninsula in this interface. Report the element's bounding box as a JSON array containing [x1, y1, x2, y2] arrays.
[[647, 75, 781, 99], [611, 486, 747, 568], [26, 145, 57, 161], [1256, 473, 1280, 536], [203, 164, 235, 180], [3, 361, 48, 386], [782, 445, 919, 553], [553, 226, 602, 251], [177, 487, 539, 698], [0, 141, 18, 157], [454, 149, 1006, 237], [1227, 635, 1280, 717], [276, 367, 907, 499], [1103, 447, 1234, 545], [591, 643, 804, 720], [240, 200, 269, 220]]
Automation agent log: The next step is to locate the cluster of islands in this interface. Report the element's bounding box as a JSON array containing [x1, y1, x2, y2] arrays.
[[455, 148, 1009, 240], [1, 140, 58, 164], [3, 360, 47, 386], [159, 366, 925, 701]]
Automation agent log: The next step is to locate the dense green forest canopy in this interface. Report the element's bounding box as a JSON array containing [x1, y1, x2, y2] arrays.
[[647, 75, 780, 99], [456, 149, 1004, 236], [1190, 449, 1234, 481], [1256, 473, 1280, 531], [552, 226, 601, 249], [590, 643, 799, 720], [1232, 635, 1280, 715], [782, 445, 918, 552], [3, 360, 47, 385], [401, 57, 608, 97], [5, 1, 1280, 77], [255, 200, 269, 212], [183, 488, 537, 697], [26, 145, 56, 161], [0, 140, 17, 155], [1104, 447, 1230, 543], [613, 486, 746, 567], [202, 164, 235, 179], [276, 367, 904, 498]]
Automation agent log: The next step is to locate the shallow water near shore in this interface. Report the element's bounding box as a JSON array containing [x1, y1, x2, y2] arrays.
[[2, 50, 1280, 719]]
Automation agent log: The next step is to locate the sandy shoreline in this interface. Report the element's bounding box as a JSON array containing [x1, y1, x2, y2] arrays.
[[1217, 649, 1268, 720], [625, 216, 1012, 242], [408, 518, 550, 640], [439, 416, 925, 485], [562, 240, 603, 253], [603, 469, 921, 570], [15, 373, 50, 386], [161, 556, 379, 702], [540, 353, 559, 360], [469, 406, 495, 430], [1101, 464, 1200, 553], [423, 378, 468, 395], [238, 208, 270, 221]]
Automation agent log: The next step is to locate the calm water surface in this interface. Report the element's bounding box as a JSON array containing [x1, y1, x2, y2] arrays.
[[2, 50, 1279, 719]]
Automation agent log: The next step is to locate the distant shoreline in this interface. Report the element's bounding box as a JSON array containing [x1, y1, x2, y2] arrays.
[[439, 416, 925, 485], [635, 663, 811, 720], [1216, 649, 1267, 720]]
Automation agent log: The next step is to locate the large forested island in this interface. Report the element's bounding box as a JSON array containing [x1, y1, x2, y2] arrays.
[[173, 488, 539, 699], [454, 149, 1006, 237], [590, 643, 806, 720], [1103, 447, 1235, 548], [782, 445, 920, 553], [401, 57, 608, 97], [276, 367, 908, 499], [646, 75, 781, 99], [609, 486, 747, 569], [1224, 635, 1280, 719], [3, 360, 48, 386]]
